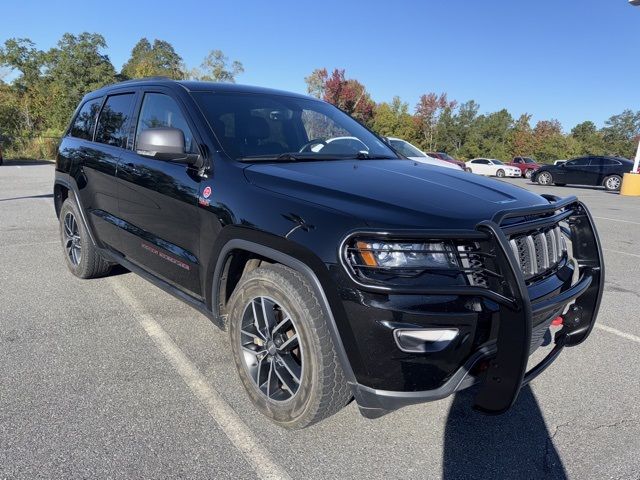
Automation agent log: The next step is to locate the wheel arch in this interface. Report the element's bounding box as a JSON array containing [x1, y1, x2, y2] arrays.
[[54, 172, 97, 245], [206, 227, 360, 388]]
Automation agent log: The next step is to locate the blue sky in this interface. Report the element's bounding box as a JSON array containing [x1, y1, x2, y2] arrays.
[[2, 0, 638, 130]]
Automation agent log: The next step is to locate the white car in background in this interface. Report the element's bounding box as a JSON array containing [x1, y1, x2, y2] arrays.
[[466, 158, 521, 178], [386, 137, 463, 171]]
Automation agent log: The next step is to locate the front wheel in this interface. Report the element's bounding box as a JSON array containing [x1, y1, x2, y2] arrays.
[[227, 264, 351, 429], [496, 169, 506, 178], [603, 175, 622, 191], [524, 169, 534, 179], [537, 171, 553, 185]]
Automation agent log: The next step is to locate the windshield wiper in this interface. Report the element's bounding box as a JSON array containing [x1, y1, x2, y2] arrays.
[[238, 153, 300, 162], [353, 152, 395, 160]]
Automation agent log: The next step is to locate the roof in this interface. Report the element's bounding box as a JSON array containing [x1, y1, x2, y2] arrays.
[[87, 77, 313, 100]]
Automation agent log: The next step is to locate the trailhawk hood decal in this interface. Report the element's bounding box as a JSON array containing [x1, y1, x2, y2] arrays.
[[244, 160, 549, 229]]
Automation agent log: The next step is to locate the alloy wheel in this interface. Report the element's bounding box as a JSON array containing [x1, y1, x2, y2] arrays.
[[606, 176, 621, 190], [239, 296, 303, 402], [538, 172, 552, 185], [63, 212, 82, 266]]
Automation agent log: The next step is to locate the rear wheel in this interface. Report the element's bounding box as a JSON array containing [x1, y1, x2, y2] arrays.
[[59, 197, 112, 278], [603, 175, 622, 191], [227, 264, 351, 429], [537, 171, 553, 185], [524, 169, 534, 179], [496, 169, 506, 178]]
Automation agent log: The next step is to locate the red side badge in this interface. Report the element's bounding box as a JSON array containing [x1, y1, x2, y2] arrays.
[[203, 186, 212, 198]]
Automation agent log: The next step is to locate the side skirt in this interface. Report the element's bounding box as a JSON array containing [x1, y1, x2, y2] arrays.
[[100, 248, 223, 328]]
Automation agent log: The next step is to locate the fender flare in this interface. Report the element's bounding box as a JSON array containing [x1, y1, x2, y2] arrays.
[[207, 228, 360, 388], [54, 172, 97, 246]]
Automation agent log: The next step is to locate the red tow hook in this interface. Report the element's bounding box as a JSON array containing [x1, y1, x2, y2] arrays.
[[551, 316, 564, 327]]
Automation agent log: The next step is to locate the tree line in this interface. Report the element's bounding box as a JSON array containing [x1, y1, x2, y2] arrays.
[[0, 33, 638, 162], [305, 68, 640, 163]]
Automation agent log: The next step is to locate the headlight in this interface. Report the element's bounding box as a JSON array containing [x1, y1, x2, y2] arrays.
[[353, 240, 458, 269]]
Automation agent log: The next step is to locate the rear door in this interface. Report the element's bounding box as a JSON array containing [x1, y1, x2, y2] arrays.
[[72, 91, 136, 250], [116, 88, 204, 297]]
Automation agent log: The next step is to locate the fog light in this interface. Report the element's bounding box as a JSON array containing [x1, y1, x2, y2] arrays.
[[393, 328, 459, 353]]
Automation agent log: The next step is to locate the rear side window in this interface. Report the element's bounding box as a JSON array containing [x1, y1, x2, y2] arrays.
[[95, 93, 136, 148], [566, 158, 590, 167], [69, 97, 103, 140], [136, 93, 197, 153]]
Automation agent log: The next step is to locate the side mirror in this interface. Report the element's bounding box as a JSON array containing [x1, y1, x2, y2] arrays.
[[136, 127, 200, 166]]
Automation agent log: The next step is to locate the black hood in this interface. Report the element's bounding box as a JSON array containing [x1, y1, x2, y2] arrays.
[[244, 160, 549, 229]]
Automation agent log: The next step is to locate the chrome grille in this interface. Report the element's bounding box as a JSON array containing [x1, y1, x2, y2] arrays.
[[509, 225, 566, 281]]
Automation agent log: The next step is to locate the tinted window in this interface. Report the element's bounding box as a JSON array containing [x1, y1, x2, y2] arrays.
[[566, 158, 590, 167], [95, 94, 135, 148], [591, 158, 620, 166], [69, 97, 103, 140], [192, 92, 397, 161], [136, 93, 197, 154], [473, 159, 489, 164]]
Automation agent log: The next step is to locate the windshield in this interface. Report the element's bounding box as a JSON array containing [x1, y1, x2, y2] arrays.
[[492, 160, 504, 165], [523, 157, 535, 164], [439, 153, 455, 161], [389, 140, 426, 158], [192, 92, 398, 161]]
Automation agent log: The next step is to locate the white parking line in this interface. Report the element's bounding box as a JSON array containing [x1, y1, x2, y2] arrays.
[[108, 278, 291, 480], [596, 324, 640, 345], [593, 216, 640, 226], [603, 248, 640, 259]]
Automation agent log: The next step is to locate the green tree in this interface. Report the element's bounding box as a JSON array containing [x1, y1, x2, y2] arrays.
[[601, 110, 640, 158], [121, 38, 184, 80], [461, 109, 513, 160], [189, 49, 244, 83], [45, 33, 117, 131], [371, 96, 419, 142], [571, 121, 605, 156], [0, 38, 48, 133]]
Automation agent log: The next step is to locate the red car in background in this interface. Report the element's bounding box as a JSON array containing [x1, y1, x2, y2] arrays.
[[427, 152, 470, 172], [508, 156, 541, 178]]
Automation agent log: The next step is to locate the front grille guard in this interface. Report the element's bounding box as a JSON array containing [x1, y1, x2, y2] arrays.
[[341, 195, 604, 414], [474, 194, 604, 413]]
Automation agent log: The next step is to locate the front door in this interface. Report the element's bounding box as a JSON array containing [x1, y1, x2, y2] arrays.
[[556, 157, 592, 185], [116, 90, 204, 297]]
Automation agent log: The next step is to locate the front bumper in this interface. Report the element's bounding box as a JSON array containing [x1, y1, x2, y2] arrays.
[[343, 195, 604, 417]]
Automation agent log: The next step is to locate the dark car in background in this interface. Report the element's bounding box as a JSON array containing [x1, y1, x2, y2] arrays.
[[533, 156, 634, 191], [427, 152, 470, 171]]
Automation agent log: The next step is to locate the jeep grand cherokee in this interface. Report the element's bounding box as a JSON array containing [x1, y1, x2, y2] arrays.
[[54, 78, 604, 429]]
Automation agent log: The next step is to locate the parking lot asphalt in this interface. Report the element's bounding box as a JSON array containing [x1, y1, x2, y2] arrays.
[[1, 163, 639, 479]]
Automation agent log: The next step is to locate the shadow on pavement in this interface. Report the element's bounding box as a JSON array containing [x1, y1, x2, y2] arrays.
[[443, 385, 566, 479]]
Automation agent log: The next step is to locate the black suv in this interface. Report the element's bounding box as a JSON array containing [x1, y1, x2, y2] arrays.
[[54, 79, 604, 429]]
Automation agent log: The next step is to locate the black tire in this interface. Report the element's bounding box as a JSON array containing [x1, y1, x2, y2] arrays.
[[59, 197, 112, 279], [603, 174, 622, 191], [524, 169, 533, 179], [537, 171, 553, 185], [227, 263, 351, 429], [496, 169, 505, 178]]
